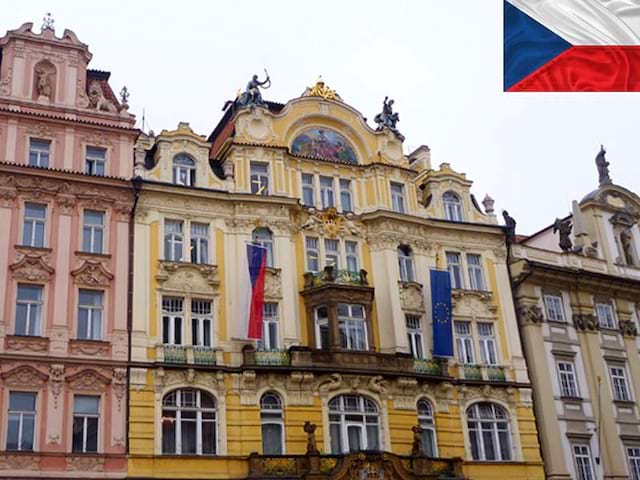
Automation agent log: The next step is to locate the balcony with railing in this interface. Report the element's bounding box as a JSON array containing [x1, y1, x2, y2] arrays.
[[157, 344, 220, 366], [414, 358, 448, 376], [458, 364, 509, 382], [303, 266, 369, 290]]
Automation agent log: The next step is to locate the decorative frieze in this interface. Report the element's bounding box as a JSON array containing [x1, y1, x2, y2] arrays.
[[5, 334, 50, 353], [10, 247, 54, 282], [66, 369, 111, 392], [0, 453, 39, 471], [71, 258, 113, 287], [69, 338, 111, 357], [65, 455, 105, 472]]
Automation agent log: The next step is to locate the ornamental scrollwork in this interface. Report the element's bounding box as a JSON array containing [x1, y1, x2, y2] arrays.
[[49, 364, 65, 408], [619, 319, 637, 337], [66, 369, 111, 392], [517, 305, 544, 325], [573, 313, 599, 332], [1, 365, 48, 388], [10, 249, 54, 282], [71, 259, 113, 287]]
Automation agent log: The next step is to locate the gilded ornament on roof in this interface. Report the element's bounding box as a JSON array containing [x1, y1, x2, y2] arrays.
[[304, 77, 340, 101]]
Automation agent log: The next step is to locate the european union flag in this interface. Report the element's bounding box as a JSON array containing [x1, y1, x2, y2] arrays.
[[431, 269, 453, 357]]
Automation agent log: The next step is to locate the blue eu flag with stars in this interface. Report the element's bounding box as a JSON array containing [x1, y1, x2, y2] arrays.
[[431, 269, 453, 357]]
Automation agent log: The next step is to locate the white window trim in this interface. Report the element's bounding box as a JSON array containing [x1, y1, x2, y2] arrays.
[[77, 290, 104, 341], [161, 389, 218, 455], [572, 443, 596, 480], [22, 202, 47, 248], [71, 395, 101, 454], [163, 218, 212, 264], [328, 395, 381, 453], [557, 360, 579, 398], [250, 161, 270, 195], [406, 315, 425, 359], [390, 181, 406, 214], [260, 393, 286, 455], [543, 293, 566, 322], [609, 365, 633, 402], [305, 236, 361, 273], [85, 146, 107, 176], [417, 398, 438, 457], [28, 137, 52, 168], [6, 391, 37, 451]]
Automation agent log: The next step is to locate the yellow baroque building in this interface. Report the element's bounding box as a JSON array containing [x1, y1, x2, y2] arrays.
[[127, 82, 544, 479]]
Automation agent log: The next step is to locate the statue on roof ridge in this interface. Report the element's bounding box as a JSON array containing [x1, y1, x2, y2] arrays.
[[374, 96, 403, 140], [596, 144, 612, 186], [237, 70, 271, 108], [304, 76, 340, 101], [41, 12, 54, 32]]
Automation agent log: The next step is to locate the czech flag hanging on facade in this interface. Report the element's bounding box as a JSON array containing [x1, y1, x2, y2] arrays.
[[430, 269, 454, 358], [243, 243, 267, 340], [504, 0, 640, 91]]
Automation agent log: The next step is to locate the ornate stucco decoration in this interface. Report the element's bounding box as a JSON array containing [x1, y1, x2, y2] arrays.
[[377, 129, 404, 164], [1, 365, 48, 388], [392, 377, 419, 410], [456, 384, 517, 408], [112, 367, 127, 411], [156, 261, 219, 294], [398, 282, 425, 313], [236, 106, 276, 143], [302, 78, 341, 101], [10, 247, 55, 282], [69, 338, 111, 357], [5, 335, 49, 353], [619, 320, 638, 337], [451, 290, 497, 316], [71, 258, 113, 287], [65, 456, 105, 472], [393, 377, 454, 412], [0, 454, 40, 471], [573, 313, 599, 332], [517, 305, 544, 325], [313, 373, 390, 400], [300, 208, 361, 239], [232, 371, 315, 406], [155, 368, 227, 399], [66, 369, 111, 392], [49, 364, 65, 407], [264, 268, 282, 300], [26, 122, 55, 138]]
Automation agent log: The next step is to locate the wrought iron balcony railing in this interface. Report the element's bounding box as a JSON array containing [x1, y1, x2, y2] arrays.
[[303, 266, 369, 289]]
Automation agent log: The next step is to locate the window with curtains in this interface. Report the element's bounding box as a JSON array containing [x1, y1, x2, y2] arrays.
[[162, 297, 184, 345], [191, 299, 213, 347], [398, 245, 415, 282], [477, 322, 498, 365], [454, 321, 474, 364], [190, 223, 209, 264], [22, 203, 46, 248], [329, 395, 380, 453], [85, 146, 106, 176], [572, 444, 595, 480], [173, 154, 196, 186], [77, 290, 103, 340], [628, 447, 640, 480], [315, 306, 329, 349], [15, 284, 43, 336], [82, 210, 105, 254], [28, 139, 50, 167], [345, 241, 359, 272], [72, 395, 99, 453], [544, 294, 565, 322], [390, 182, 406, 213], [557, 361, 579, 398], [467, 254, 485, 290], [302, 173, 315, 207], [6, 392, 36, 451], [258, 303, 279, 351], [252, 228, 274, 268], [446, 252, 463, 289], [443, 191, 463, 221], [467, 402, 512, 461], [306, 237, 320, 272], [261, 392, 285, 455], [250, 162, 269, 195], [417, 399, 437, 457], [164, 220, 184, 261], [406, 315, 425, 359], [340, 179, 352, 212], [320, 176, 335, 210], [162, 389, 217, 455], [338, 303, 368, 351]]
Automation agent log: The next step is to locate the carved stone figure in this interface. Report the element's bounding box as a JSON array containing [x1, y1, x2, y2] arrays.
[[36, 68, 51, 98], [502, 210, 516, 243], [88, 81, 117, 113], [553, 218, 573, 252], [303, 421, 319, 454], [596, 145, 612, 186], [237, 71, 271, 108], [482, 194, 495, 215], [621, 229, 636, 265], [411, 425, 423, 456], [374, 96, 402, 138]]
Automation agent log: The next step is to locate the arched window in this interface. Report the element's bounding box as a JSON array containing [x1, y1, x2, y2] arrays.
[[467, 402, 511, 461], [443, 192, 463, 222], [173, 154, 196, 187], [260, 392, 284, 454], [329, 395, 380, 453], [252, 228, 274, 268], [417, 399, 437, 457], [397, 245, 415, 282], [162, 389, 216, 455]]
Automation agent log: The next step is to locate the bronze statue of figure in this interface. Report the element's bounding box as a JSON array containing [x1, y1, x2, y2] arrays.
[[303, 421, 319, 455], [596, 145, 612, 186], [553, 217, 573, 252], [374, 96, 403, 138], [238, 70, 271, 108], [411, 425, 424, 456], [502, 210, 517, 243]]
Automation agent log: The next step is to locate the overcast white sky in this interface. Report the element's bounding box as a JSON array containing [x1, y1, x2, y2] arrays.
[[6, 1, 640, 234]]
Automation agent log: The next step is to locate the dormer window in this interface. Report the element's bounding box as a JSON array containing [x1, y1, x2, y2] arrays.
[[443, 191, 463, 222], [173, 154, 196, 187]]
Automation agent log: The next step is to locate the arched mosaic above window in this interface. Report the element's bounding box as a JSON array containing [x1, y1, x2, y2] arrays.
[[291, 128, 357, 164]]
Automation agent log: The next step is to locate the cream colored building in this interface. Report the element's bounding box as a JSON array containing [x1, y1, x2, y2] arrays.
[[511, 150, 640, 480], [128, 81, 543, 479]]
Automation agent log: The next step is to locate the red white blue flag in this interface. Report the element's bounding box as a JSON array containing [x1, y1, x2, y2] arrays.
[[243, 243, 267, 339], [504, 0, 640, 91]]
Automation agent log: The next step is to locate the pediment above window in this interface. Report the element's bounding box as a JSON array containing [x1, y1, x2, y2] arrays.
[[156, 260, 219, 295], [451, 289, 497, 317], [71, 258, 113, 287], [66, 369, 111, 392], [1, 365, 48, 388], [10, 246, 54, 281]]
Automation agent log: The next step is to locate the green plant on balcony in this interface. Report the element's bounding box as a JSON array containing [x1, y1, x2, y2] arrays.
[[414, 358, 442, 376], [304, 266, 369, 288], [255, 349, 290, 366], [164, 345, 187, 364], [487, 365, 506, 381], [463, 364, 482, 380], [193, 346, 217, 366]]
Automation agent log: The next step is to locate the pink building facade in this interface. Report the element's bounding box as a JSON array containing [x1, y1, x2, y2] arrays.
[[0, 21, 136, 477]]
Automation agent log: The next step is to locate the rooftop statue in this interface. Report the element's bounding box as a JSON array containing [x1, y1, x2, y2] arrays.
[[502, 210, 517, 243], [553, 217, 573, 252], [237, 70, 271, 108], [596, 144, 612, 186], [374, 96, 403, 139]]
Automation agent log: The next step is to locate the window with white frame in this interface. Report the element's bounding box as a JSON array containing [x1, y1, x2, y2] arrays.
[[261, 392, 284, 455], [15, 284, 43, 336], [390, 182, 406, 213], [72, 395, 99, 453], [325, 239, 340, 269], [478, 322, 498, 365], [164, 220, 184, 261], [398, 245, 416, 282], [596, 301, 616, 329], [544, 294, 565, 322], [6, 392, 36, 451], [85, 147, 106, 176], [628, 447, 640, 480], [77, 290, 103, 340], [467, 254, 485, 291], [191, 299, 213, 347], [443, 191, 463, 222], [417, 398, 437, 457], [28, 139, 50, 167], [250, 162, 269, 195], [22, 203, 46, 248], [162, 389, 217, 455], [173, 154, 196, 186], [572, 444, 595, 480], [320, 176, 335, 210], [455, 321, 474, 364], [306, 237, 320, 272], [557, 361, 579, 398], [345, 241, 359, 272], [301, 173, 315, 207], [467, 402, 512, 461], [406, 315, 425, 359], [162, 297, 184, 345], [315, 306, 329, 349], [340, 179, 352, 212], [610, 365, 632, 401], [190, 222, 209, 264], [329, 395, 380, 453], [258, 303, 279, 351], [82, 210, 105, 254], [446, 252, 463, 289], [252, 228, 274, 268], [338, 303, 368, 351]]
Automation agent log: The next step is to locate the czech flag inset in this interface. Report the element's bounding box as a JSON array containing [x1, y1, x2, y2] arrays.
[[504, 0, 640, 91], [245, 243, 267, 339]]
